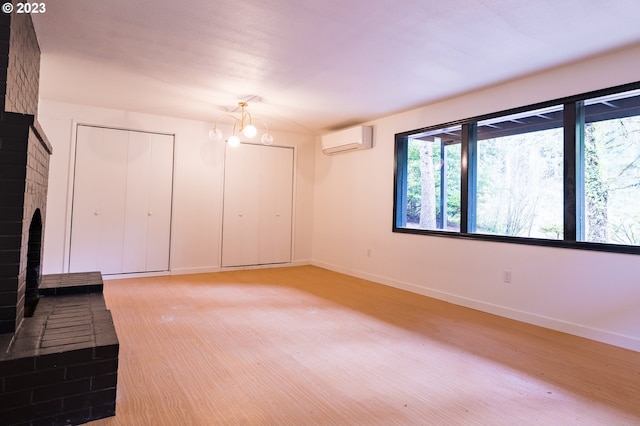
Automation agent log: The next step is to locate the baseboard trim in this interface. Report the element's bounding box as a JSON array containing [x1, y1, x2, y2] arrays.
[[103, 271, 171, 280], [219, 260, 311, 271], [170, 266, 222, 275], [171, 260, 311, 275]]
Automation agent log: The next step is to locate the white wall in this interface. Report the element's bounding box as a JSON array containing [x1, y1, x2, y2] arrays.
[[39, 100, 315, 276], [312, 43, 640, 352]]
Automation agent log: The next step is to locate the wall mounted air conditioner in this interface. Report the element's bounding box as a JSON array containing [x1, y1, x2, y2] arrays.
[[321, 125, 373, 155]]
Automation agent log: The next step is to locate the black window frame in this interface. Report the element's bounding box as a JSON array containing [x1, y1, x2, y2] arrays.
[[393, 81, 640, 256]]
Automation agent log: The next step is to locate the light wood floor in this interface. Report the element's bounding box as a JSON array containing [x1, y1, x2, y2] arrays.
[[88, 266, 640, 425]]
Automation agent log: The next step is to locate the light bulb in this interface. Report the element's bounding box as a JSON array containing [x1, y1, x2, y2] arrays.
[[228, 135, 241, 147], [242, 124, 257, 138], [209, 128, 223, 141], [261, 133, 274, 145]]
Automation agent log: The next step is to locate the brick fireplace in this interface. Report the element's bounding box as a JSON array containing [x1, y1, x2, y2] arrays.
[[0, 114, 50, 334], [0, 10, 119, 426]]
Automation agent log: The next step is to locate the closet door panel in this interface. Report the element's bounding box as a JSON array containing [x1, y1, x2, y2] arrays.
[[69, 126, 104, 272], [98, 128, 129, 274], [146, 133, 174, 271], [70, 126, 128, 274], [122, 132, 151, 273], [221, 143, 261, 267], [258, 146, 293, 264]]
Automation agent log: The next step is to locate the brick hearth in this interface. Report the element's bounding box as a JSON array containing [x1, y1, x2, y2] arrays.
[[0, 273, 119, 425]]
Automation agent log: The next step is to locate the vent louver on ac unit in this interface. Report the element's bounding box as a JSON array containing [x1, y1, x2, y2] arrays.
[[321, 125, 373, 155]]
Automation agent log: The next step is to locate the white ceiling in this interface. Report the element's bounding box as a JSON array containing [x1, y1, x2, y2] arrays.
[[32, 0, 640, 135]]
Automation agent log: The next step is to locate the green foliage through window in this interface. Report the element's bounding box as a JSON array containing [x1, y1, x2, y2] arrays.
[[404, 126, 461, 231]]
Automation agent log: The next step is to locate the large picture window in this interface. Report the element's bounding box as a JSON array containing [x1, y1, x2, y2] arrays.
[[394, 83, 640, 254]]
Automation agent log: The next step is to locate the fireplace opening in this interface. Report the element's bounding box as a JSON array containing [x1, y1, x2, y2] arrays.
[[24, 209, 42, 317]]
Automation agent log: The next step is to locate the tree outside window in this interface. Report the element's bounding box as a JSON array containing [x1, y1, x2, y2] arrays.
[[583, 91, 640, 245]]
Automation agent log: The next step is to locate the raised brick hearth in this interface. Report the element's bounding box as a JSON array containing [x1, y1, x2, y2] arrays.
[[0, 273, 119, 425]]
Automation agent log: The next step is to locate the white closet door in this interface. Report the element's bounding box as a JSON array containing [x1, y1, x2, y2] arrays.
[[258, 146, 294, 264], [222, 143, 294, 267], [146, 133, 174, 271], [70, 126, 173, 274], [99, 129, 130, 274], [122, 131, 151, 273], [69, 125, 101, 272], [70, 127, 128, 274], [221, 143, 261, 267]]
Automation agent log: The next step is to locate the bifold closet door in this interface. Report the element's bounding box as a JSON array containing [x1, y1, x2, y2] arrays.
[[70, 126, 173, 274], [221, 143, 294, 267], [257, 145, 294, 264], [70, 126, 128, 274], [121, 131, 173, 273]]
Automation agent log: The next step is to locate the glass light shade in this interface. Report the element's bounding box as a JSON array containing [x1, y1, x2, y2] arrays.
[[209, 128, 223, 140], [242, 124, 257, 138], [228, 135, 241, 147], [261, 133, 274, 145]]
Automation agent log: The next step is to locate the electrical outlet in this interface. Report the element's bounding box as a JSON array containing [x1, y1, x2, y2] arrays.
[[503, 270, 512, 283]]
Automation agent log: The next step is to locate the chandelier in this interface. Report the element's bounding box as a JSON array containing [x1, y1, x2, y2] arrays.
[[209, 102, 273, 147]]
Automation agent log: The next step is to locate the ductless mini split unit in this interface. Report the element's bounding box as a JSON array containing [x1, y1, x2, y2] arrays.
[[321, 125, 373, 155]]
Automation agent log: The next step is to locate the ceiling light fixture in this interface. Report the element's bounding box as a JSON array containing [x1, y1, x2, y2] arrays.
[[209, 102, 273, 147]]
